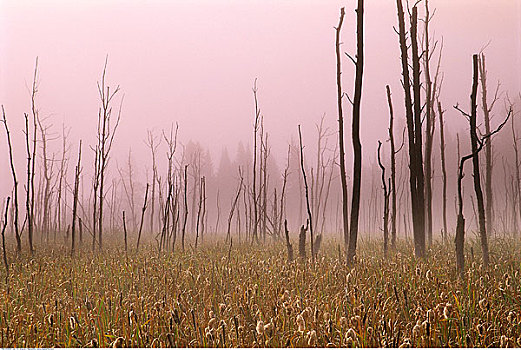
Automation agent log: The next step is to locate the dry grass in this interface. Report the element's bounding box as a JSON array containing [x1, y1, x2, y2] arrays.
[[0, 237, 520, 347]]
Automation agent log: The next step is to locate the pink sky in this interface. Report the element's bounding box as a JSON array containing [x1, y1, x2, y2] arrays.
[[0, 0, 520, 178]]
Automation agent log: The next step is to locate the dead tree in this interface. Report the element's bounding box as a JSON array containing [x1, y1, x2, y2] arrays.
[[93, 58, 122, 250], [478, 53, 500, 235], [298, 125, 314, 263], [454, 54, 511, 269], [1, 106, 21, 253], [71, 140, 82, 255], [377, 141, 391, 256], [1, 197, 10, 275], [438, 101, 448, 240], [122, 211, 128, 253], [227, 168, 244, 242], [181, 164, 189, 251], [284, 219, 293, 262], [145, 130, 160, 235], [195, 176, 204, 249], [335, 8, 350, 249], [511, 108, 520, 239], [252, 80, 261, 243], [347, 0, 365, 264], [298, 221, 308, 260], [386, 86, 398, 248], [454, 106, 509, 276], [136, 183, 149, 251], [396, 0, 426, 258]]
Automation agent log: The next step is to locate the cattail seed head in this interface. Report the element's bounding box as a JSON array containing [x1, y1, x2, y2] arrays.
[[296, 314, 305, 332], [256, 320, 265, 335], [112, 337, 125, 348]]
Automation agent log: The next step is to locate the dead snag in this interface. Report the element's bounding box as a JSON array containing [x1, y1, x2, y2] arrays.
[[298, 221, 309, 260], [1, 106, 21, 253], [335, 8, 350, 250], [284, 219, 293, 262], [122, 211, 128, 254], [298, 125, 314, 263], [1, 197, 10, 275], [71, 140, 82, 256], [136, 183, 149, 252], [347, 0, 365, 265], [377, 141, 391, 256]]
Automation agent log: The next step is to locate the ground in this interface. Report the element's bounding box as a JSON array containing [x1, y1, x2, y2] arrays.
[[0, 237, 520, 347]]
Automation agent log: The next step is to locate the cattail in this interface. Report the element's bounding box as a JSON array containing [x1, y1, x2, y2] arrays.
[[507, 311, 516, 324], [208, 317, 217, 330], [112, 337, 125, 348], [478, 299, 487, 310], [476, 323, 484, 336], [307, 330, 317, 347], [209, 310, 215, 319], [500, 335, 508, 348], [443, 303, 452, 319], [69, 316, 77, 330], [412, 322, 421, 338], [323, 312, 330, 322], [296, 314, 305, 332], [399, 338, 411, 348], [415, 267, 421, 277], [219, 303, 226, 314], [339, 316, 348, 328], [256, 320, 265, 336], [264, 321, 273, 336], [426, 270, 432, 281], [427, 309, 435, 323], [166, 333, 175, 347]]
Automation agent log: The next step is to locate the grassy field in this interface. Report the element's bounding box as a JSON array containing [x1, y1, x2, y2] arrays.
[[0, 237, 520, 347]]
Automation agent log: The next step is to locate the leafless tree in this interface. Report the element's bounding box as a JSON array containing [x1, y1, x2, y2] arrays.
[[377, 141, 391, 256], [478, 53, 500, 235], [335, 8, 349, 249], [71, 141, 82, 255], [396, 0, 426, 258], [347, 0, 365, 264], [298, 125, 314, 263], [136, 183, 149, 251], [1, 106, 22, 253], [93, 57, 122, 250], [1, 197, 10, 276]]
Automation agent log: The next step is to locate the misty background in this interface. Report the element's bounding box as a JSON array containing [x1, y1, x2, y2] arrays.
[[0, 0, 520, 241]]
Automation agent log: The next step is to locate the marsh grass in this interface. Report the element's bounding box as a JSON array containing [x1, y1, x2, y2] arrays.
[[0, 237, 520, 347]]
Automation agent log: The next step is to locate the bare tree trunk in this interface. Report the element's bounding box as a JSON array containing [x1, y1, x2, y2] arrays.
[[512, 109, 520, 240], [1, 197, 10, 276], [377, 141, 390, 256], [469, 55, 489, 267], [1, 106, 21, 253], [252, 81, 261, 243], [438, 101, 448, 241], [71, 141, 82, 256], [396, 0, 425, 258], [182, 164, 189, 251], [478, 53, 499, 236], [136, 183, 149, 251], [227, 168, 244, 242], [386, 86, 397, 248], [335, 8, 349, 250], [284, 219, 293, 262], [298, 125, 314, 263], [122, 211, 128, 254], [347, 0, 365, 264]]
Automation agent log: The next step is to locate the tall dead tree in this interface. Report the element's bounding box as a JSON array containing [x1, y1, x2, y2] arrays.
[[511, 108, 520, 239], [93, 58, 122, 250], [145, 131, 160, 237], [335, 8, 349, 249], [1, 197, 10, 276], [438, 101, 448, 240], [377, 141, 390, 256], [478, 53, 500, 235], [252, 80, 261, 243], [1, 106, 22, 253], [298, 125, 314, 263], [136, 183, 149, 251], [396, 0, 426, 258], [454, 54, 511, 269], [181, 164, 189, 251], [347, 0, 365, 264], [227, 168, 244, 242], [386, 86, 398, 248], [71, 141, 82, 255]]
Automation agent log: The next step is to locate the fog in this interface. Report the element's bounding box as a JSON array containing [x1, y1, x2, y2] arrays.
[[0, 0, 520, 238]]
